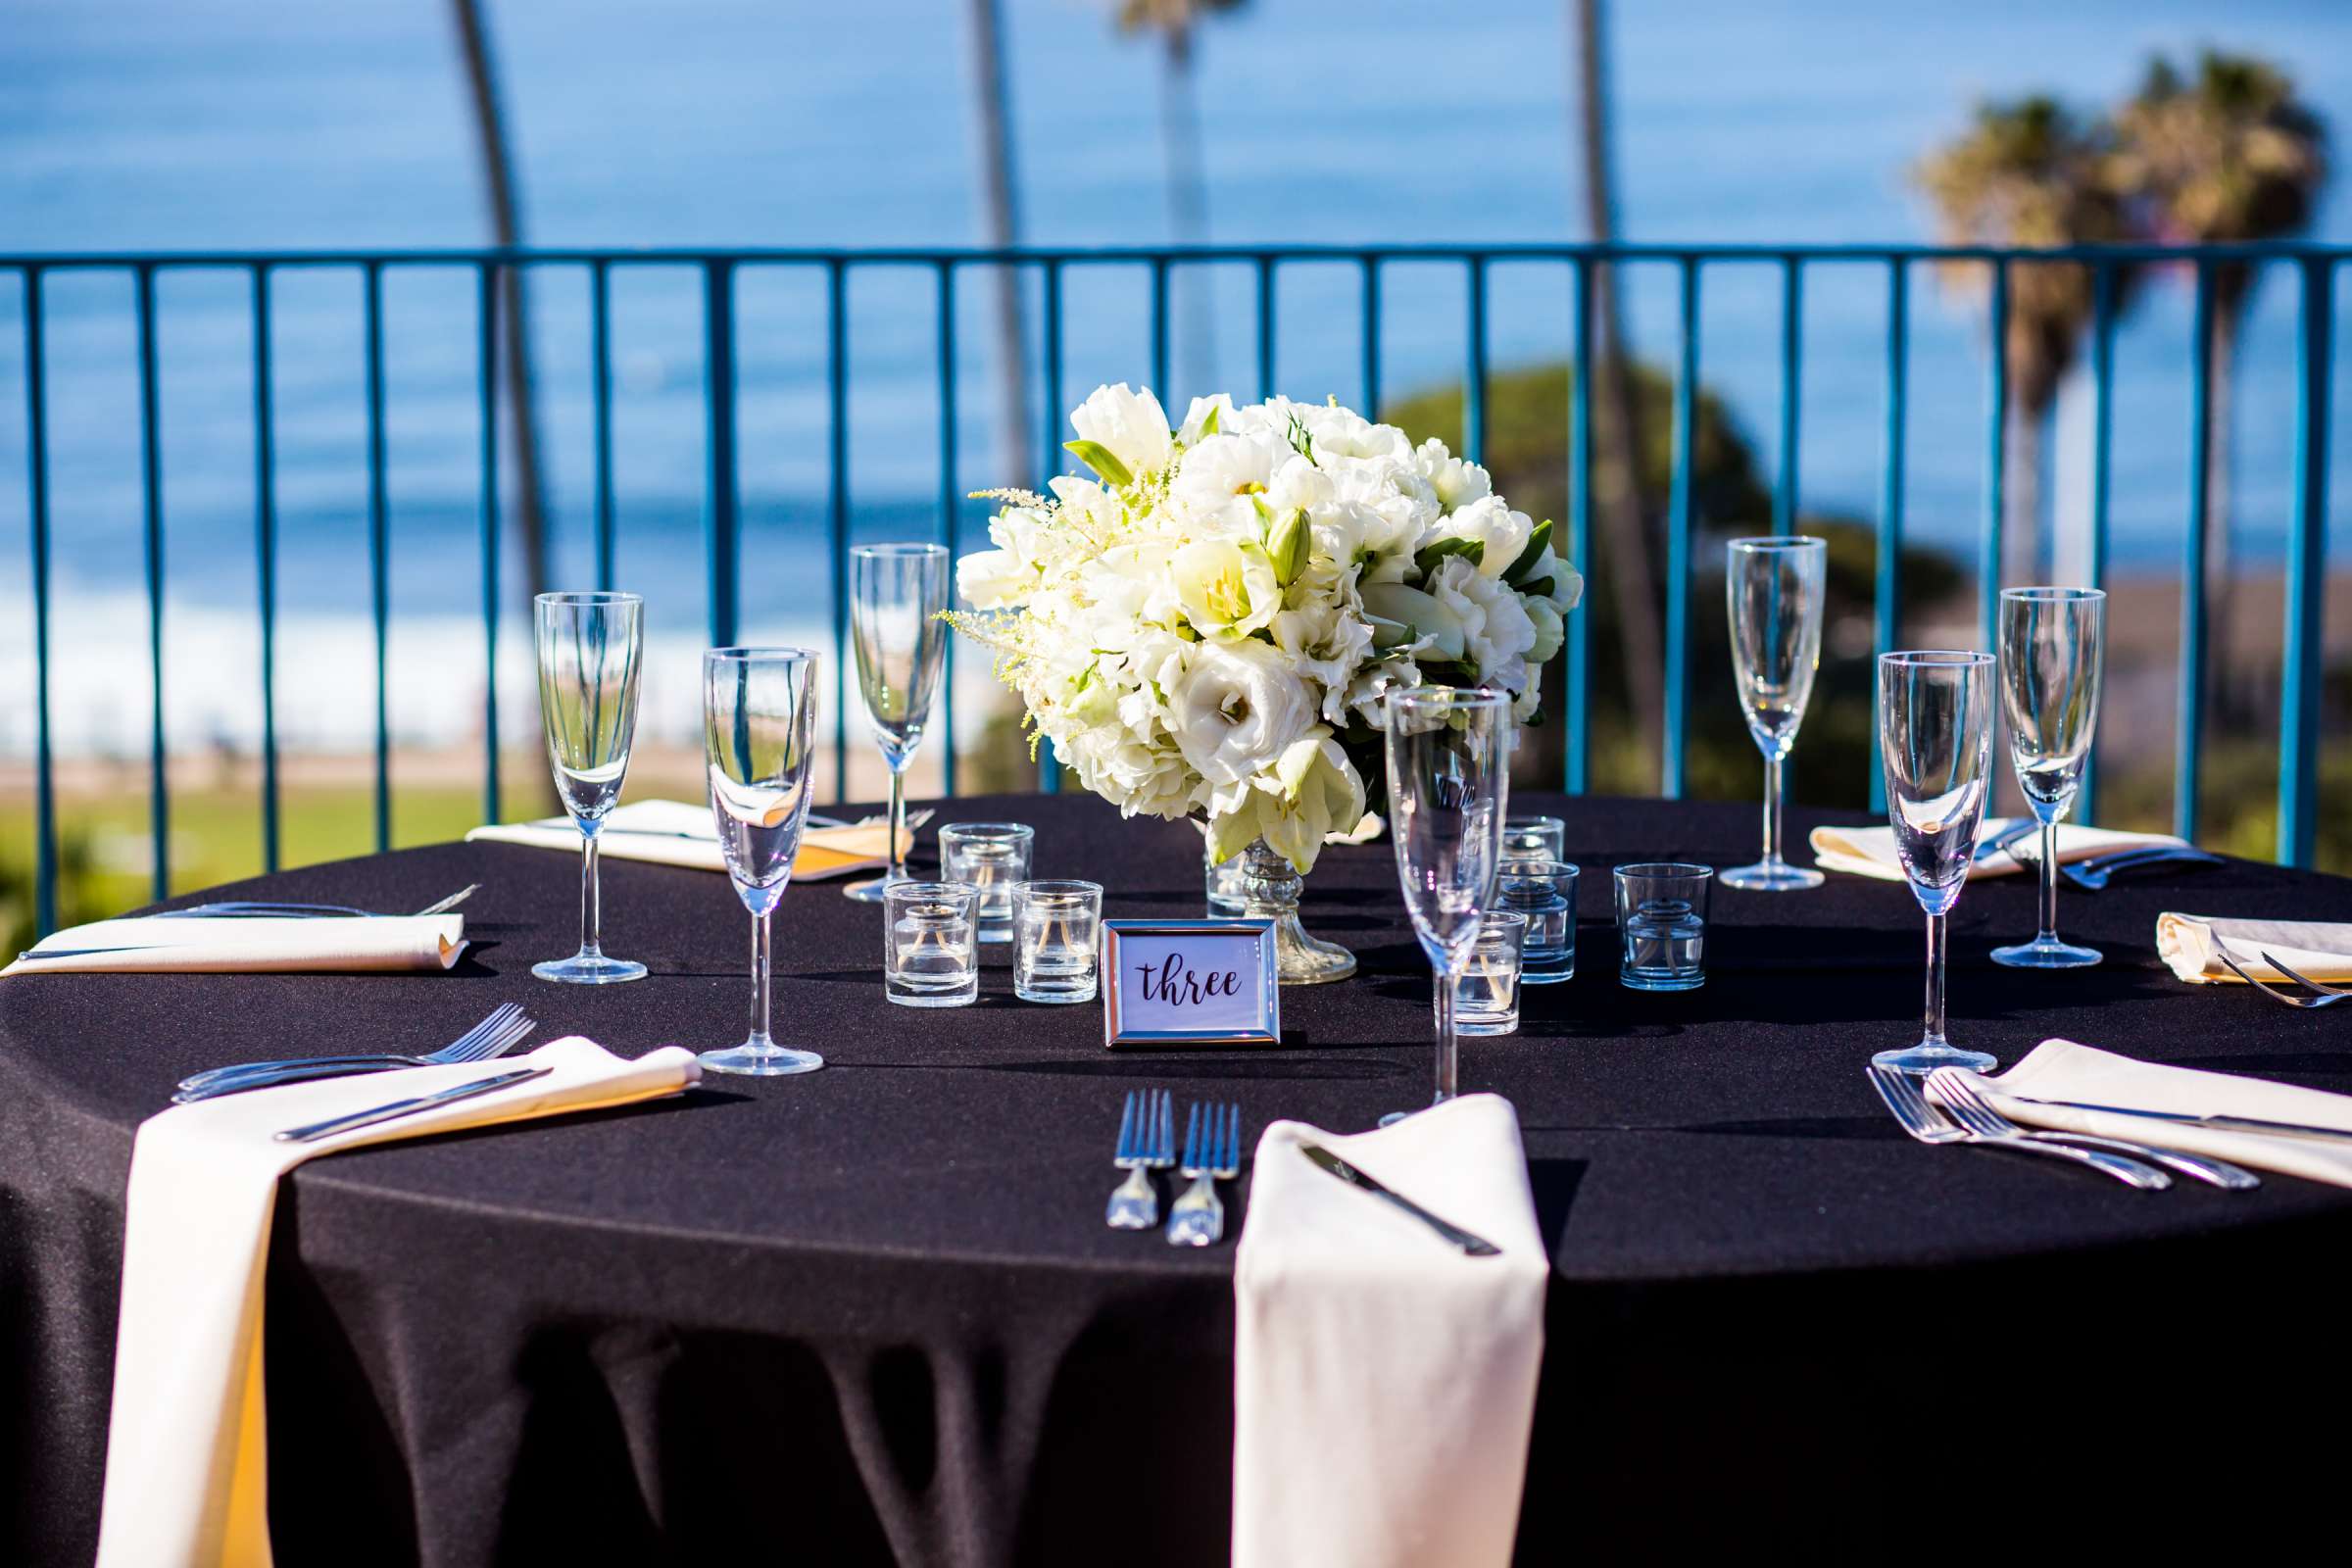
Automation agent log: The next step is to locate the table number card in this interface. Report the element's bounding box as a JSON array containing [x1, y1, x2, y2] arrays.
[[1102, 919, 1281, 1048]]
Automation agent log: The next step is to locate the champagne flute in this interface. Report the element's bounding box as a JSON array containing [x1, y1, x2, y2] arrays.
[[1722, 536, 1828, 891], [1382, 687, 1512, 1124], [1874, 651, 1997, 1074], [844, 543, 951, 902], [531, 591, 648, 984], [702, 648, 824, 1077], [1992, 587, 2106, 969]]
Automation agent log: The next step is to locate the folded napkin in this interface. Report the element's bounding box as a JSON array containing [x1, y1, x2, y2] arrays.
[[1809, 817, 2184, 882], [1234, 1094, 1548, 1568], [466, 798, 900, 881], [94, 1036, 699, 1568], [2156, 911, 2352, 984], [1953, 1039, 2352, 1188], [2, 914, 466, 977]]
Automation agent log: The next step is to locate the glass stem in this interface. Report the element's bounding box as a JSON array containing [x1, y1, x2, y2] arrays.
[[2036, 817, 2061, 945], [1922, 910, 1948, 1049], [578, 828, 603, 959], [887, 767, 908, 883], [1761, 754, 1785, 867], [1432, 962, 1458, 1105], [749, 907, 774, 1053]]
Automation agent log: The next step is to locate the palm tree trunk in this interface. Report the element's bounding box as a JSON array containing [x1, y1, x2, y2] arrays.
[[1569, 0, 1664, 768], [2004, 402, 2045, 591], [1157, 29, 1217, 399], [965, 0, 1033, 485], [448, 0, 550, 612]]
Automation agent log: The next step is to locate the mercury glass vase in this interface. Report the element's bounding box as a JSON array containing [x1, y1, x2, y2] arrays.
[[1238, 837, 1356, 986]]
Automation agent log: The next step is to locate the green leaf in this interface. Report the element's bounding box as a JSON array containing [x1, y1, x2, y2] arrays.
[[1266, 508, 1309, 585], [1412, 536, 1484, 580], [1200, 402, 1221, 436], [1061, 439, 1134, 489], [1503, 518, 1555, 584]]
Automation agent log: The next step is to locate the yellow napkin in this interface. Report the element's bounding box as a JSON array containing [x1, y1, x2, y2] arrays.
[[2155, 912, 2352, 984], [3, 915, 466, 977], [465, 798, 903, 881], [1952, 1039, 2352, 1188], [93, 1037, 699, 1568], [1809, 818, 2184, 882]]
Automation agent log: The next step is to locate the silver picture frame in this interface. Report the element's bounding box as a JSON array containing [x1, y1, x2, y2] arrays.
[[1102, 918, 1282, 1049]]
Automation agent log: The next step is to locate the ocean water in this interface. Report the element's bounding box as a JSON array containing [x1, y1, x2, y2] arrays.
[[1, 0, 2347, 757]]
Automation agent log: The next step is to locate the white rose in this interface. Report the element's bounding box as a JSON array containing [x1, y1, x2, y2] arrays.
[[1271, 598, 1375, 724], [1425, 495, 1534, 579], [1426, 555, 1538, 689], [1170, 536, 1282, 639], [1069, 382, 1174, 482], [1414, 437, 1493, 512], [1168, 638, 1314, 787]]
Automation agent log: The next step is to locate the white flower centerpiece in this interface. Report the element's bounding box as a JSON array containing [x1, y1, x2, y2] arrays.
[[953, 383, 1581, 984]]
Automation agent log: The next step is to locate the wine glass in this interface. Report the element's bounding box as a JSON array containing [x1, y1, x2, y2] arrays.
[[702, 647, 824, 1077], [844, 543, 951, 902], [1874, 650, 1997, 1075], [1721, 536, 1828, 891], [1382, 687, 1512, 1124], [531, 591, 648, 985], [1992, 587, 2106, 969]]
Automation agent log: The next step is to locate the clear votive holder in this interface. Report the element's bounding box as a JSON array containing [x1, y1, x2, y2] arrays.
[[1503, 814, 1566, 862], [939, 821, 1035, 943], [1613, 862, 1712, 992], [884, 881, 979, 1008], [1204, 839, 1249, 916], [1013, 879, 1103, 1004], [1498, 858, 1579, 985], [1454, 909, 1530, 1036]]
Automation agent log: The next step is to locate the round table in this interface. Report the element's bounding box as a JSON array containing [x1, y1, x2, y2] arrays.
[[7, 792, 2351, 1563]]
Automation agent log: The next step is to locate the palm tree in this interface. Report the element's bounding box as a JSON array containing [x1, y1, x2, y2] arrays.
[[964, 0, 1033, 488], [1566, 0, 1663, 763], [1111, 0, 1243, 399], [2110, 51, 2327, 674], [448, 0, 551, 612], [1916, 97, 2134, 583]]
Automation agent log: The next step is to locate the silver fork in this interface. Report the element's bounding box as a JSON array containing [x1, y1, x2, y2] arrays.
[[1926, 1067, 2258, 1190], [1167, 1102, 1241, 1247], [173, 1003, 534, 1101], [2262, 950, 2352, 998], [2061, 845, 2225, 891], [1864, 1064, 2169, 1189], [155, 884, 480, 919], [1972, 818, 2039, 864], [1105, 1089, 1173, 1229], [2216, 948, 2352, 1008]]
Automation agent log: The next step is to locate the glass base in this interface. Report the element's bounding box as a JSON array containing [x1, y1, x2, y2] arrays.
[[698, 1042, 825, 1076], [531, 952, 648, 985], [1521, 968, 1574, 985], [1991, 936, 2102, 969], [1719, 858, 1825, 892], [887, 984, 978, 1008], [1620, 969, 1703, 992], [1871, 1041, 1997, 1076], [1455, 1018, 1519, 1036], [843, 876, 888, 903]]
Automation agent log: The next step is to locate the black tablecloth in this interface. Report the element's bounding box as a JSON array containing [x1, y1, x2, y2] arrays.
[[8, 792, 2352, 1563]]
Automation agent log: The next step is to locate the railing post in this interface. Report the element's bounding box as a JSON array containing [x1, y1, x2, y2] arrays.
[[827, 258, 852, 803], [1980, 259, 2008, 655], [2079, 260, 2117, 821], [2176, 263, 2215, 844], [1565, 257, 1592, 796], [2279, 257, 2333, 867], [937, 260, 960, 798], [1464, 256, 1488, 466], [1360, 255, 1382, 416], [1664, 257, 1699, 800], [1039, 258, 1063, 793], [134, 263, 169, 901], [1776, 255, 1801, 537], [364, 262, 392, 852], [1150, 256, 1171, 406], [704, 259, 739, 649], [251, 265, 279, 872], [476, 262, 502, 826], [1872, 259, 1909, 813], [1254, 254, 1275, 402], [23, 269, 56, 936], [591, 258, 615, 593]]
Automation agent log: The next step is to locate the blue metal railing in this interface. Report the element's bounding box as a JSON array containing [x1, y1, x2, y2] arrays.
[[4, 240, 2345, 934]]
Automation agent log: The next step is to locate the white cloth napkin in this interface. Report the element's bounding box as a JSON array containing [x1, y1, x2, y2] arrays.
[[2, 914, 466, 976], [1953, 1039, 2352, 1187], [93, 1036, 700, 1568], [466, 798, 893, 881], [1809, 818, 2183, 881], [1233, 1094, 1548, 1568], [2155, 911, 2352, 984]]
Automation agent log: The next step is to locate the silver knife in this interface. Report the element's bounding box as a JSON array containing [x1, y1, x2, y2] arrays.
[[1999, 1093, 2352, 1145], [274, 1065, 553, 1144], [1298, 1143, 1503, 1256]]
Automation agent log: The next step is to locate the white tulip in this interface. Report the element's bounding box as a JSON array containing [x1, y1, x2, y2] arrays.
[[1170, 537, 1282, 639], [1069, 383, 1175, 481]]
